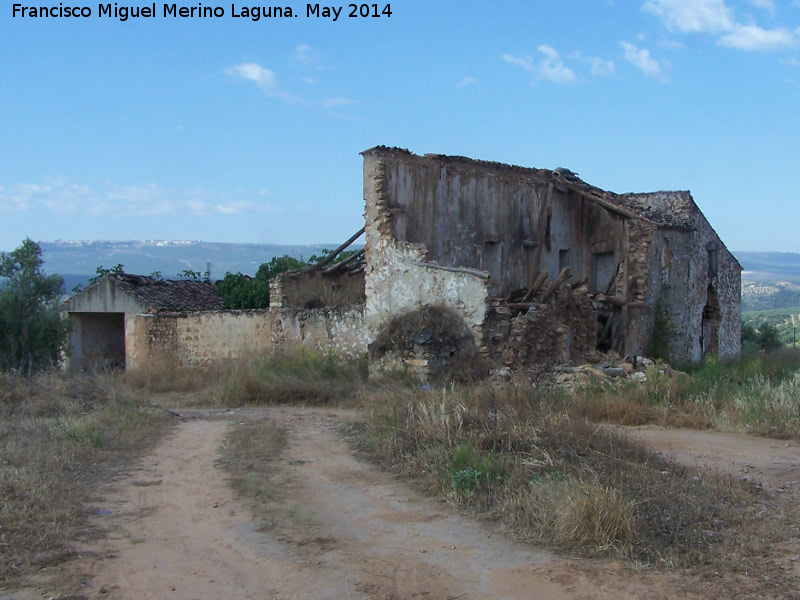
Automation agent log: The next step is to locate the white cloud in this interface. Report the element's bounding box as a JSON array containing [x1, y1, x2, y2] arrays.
[[502, 53, 535, 71], [658, 38, 686, 49], [620, 41, 670, 81], [589, 57, 616, 76], [718, 24, 796, 50], [457, 76, 479, 87], [782, 57, 800, 66], [0, 179, 279, 218], [187, 200, 267, 216], [227, 63, 278, 91], [537, 45, 578, 83], [642, 0, 734, 33], [643, 0, 798, 53], [503, 48, 577, 84], [226, 62, 302, 103], [294, 43, 316, 64]]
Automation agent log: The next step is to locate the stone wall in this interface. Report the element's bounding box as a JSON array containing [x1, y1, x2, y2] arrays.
[[125, 307, 368, 369], [126, 314, 178, 370], [641, 210, 741, 364]]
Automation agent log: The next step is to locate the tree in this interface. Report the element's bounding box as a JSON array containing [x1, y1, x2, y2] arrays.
[[0, 239, 68, 373], [216, 255, 309, 309], [741, 320, 783, 353]]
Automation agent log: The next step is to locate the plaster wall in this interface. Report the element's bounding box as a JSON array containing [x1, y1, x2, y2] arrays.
[[364, 149, 629, 299], [362, 150, 490, 357], [62, 277, 147, 314]]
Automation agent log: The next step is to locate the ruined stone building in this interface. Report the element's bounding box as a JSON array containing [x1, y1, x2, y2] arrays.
[[63, 270, 366, 372], [63, 147, 740, 376], [63, 274, 225, 370], [359, 147, 741, 374]]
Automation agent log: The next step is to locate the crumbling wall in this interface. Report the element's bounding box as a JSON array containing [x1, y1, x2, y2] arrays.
[[618, 219, 657, 359], [362, 148, 631, 300], [361, 147, 647, 375], [270, 306, 367, 359], [271, 269, 365, 309], [641, 212, 741, 364], [368, 305, 483, 381], [126, 314, 179, 370], [363, 149, 491, 379], [126, 307, 368, 368], [484, 287, 597, 367]]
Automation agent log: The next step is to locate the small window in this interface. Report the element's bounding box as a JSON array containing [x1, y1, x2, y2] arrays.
[[559, 249, 570, 272], [707, 248, 718, 278], [482, 241, 502, 276]]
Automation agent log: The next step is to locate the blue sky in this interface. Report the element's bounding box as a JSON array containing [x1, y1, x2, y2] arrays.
[[1, 0, 799, 252]]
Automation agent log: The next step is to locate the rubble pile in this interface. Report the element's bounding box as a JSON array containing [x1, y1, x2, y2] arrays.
[[550, 354, 687, 390], [483, 285, 597, 368]]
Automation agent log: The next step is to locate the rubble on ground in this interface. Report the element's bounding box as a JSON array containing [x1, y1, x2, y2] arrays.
[[490, 352, 687, 390]]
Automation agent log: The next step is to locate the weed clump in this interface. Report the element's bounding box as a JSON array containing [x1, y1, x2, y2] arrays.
[[357, 379, 771, 567]]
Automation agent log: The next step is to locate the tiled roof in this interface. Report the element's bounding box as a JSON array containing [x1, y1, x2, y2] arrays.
[[111, 273, 224, 312]]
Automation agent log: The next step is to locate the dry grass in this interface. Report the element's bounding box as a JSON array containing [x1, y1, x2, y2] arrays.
[[572, 351, 800, 439], [5, 348, 800, 594], [122, 348, 368, 407], [0, 371, 173, 586], [354, 378, 783, 573]]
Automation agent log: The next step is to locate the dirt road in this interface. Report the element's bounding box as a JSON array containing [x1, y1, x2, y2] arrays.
[[24, 408, 800, 600]]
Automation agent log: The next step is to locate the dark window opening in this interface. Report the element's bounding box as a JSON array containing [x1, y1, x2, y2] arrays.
[[707, 248, 718, 278], [559, 249, 570, 272], [482, 241, 502, 278]]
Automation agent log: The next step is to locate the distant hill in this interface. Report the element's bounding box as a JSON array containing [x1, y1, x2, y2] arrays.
[[40, 240, 345, 285], [34, 242, 800, 311], [736, 251, 800, 281], [742, 280, 800, 312]]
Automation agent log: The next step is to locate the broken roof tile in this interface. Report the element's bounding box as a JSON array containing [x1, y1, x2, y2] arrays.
[[111, 273, 224, 312]]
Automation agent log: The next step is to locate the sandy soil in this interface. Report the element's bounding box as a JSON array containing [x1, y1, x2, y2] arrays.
[[621, 426, 800, 500], [13, 409, 800, 600]]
